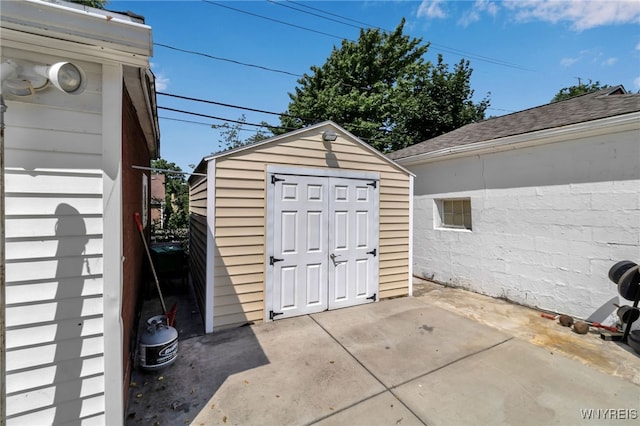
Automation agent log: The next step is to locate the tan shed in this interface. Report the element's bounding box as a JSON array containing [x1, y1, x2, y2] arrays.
[[188, 121, 414, 332]]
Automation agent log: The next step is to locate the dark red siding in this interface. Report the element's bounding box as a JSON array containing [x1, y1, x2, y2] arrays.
[[121, 89, 152, 399]]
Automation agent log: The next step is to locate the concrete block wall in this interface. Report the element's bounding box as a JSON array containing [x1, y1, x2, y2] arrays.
[[410, 128, 640, 325]]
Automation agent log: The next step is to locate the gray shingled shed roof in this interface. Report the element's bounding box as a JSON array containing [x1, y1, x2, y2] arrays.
[[388, 85, 640, 161]]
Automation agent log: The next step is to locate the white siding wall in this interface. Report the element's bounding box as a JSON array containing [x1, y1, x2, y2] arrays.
[[410, 128, 640, 322], [4, 49, 107, 424]]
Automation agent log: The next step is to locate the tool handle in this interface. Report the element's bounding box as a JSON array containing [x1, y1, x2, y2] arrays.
[[591, 322, 618, 333], [540, 313, 557, 320], [134, 212, 143, 232]]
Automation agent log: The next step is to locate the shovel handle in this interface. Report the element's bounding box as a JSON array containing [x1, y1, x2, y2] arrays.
[[134, 212, 143, 232], [590, 322, 618, 333]]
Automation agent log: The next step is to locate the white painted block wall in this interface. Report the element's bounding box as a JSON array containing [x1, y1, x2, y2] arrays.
[[410, 128, 640, 325]]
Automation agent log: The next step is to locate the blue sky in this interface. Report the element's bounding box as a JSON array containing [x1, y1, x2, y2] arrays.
[[112, 1, 640, 172]]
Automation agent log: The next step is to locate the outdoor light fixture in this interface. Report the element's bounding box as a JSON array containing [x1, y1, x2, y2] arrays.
[[322, 130, 338, 142], [0, 59, 86, 96]]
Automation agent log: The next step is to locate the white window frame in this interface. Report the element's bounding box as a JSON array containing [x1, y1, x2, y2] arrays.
[[435, 198, 472, 230]]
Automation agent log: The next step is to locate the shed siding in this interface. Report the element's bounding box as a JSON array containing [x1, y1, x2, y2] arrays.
[[4, 52, 106, 424], [189, 175, 208, 322], [211, 131, 410, 330]]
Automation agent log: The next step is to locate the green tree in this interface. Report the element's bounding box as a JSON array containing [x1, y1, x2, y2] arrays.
[[279, 19, 489, 152], [150, 158, 188, 231], [214, 115, 272, 152], [551, 81, 609, 102], [69, 0, 108, 8]]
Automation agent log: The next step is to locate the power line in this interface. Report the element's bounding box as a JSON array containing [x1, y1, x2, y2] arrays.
[[158, 101, 513, 149], [268, 0, 363, 30], [202, 0, 345, 40], [266, 0, 533, 71], [159, 106, 273, 127], [160, 90, 512, 132], [154, 43, 302, 77], [159, 106, 395, 147], [158, 92, 296, 118], [158, 105, 302, 132], [285, 0, 376, 28], [158, 116, 214, 127], [160, 116, 274, 134], [159, 92, 393, 134]]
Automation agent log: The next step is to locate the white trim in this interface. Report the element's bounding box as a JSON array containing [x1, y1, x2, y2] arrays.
[[396, 112, 640, 166], [0, 28, 150, 68], [205, 159, 216, 333], [205, 121, 415, 177], [264, 172, 275, 322], [101, 62, 124, 426], [408, 175, 414, 297], [267, 164, 380, 181], [264, 166, 380, 321], [1, 0, 152, 57]]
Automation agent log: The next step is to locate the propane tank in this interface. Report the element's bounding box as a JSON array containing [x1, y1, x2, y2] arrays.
[[138, 315, 178, 370]]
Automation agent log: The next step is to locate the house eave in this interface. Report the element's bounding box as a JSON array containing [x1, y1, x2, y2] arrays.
[[0, 0, 152, 58], [124, 66, 160, 158], [395, 112, 640, 167]]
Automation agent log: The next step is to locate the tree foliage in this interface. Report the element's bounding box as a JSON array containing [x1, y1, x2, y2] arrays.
[[69, 0, 108, 8], [150, 158, 189, 231], [279, 19, 489, 152], [551, 81, 609, 103], [214, 114, 272, 152]]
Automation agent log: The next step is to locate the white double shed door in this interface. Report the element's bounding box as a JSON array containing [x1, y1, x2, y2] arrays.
[[266, 167, 380, 320]]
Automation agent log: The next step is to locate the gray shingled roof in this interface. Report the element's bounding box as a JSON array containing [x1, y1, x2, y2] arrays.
[[388, 85, 640, 160]]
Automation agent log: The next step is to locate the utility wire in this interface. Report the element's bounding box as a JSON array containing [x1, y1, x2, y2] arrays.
[[159, 106, 271, 127], [155, 42, 515, 111], [159, 105, 300, 131], [158, 116, 274, 131], [154, 43, 302, 77], [159, 107, 393, 147], [283, 0, 531, 71], [203, 0, 345, 40], [159, 116, 214, 127], [159, 91, 392, 133], [160, 116, 279, 135], [262, 0, 533, 71], [268, 0, 363, 30], [160, 90, 511, 131], [159, 92, 298, 119], [286, 0, 375, 28]]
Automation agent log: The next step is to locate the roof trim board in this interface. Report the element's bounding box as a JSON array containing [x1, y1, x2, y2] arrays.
[[0, 0, 152, 57], [201, 120, 414, 177], [395, 111, 640, 166]]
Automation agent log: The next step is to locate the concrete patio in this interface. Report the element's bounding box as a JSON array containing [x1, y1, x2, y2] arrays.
[[126, 279, 639, 425]]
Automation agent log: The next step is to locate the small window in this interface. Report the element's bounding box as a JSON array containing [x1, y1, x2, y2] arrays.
[[437, 198, 472, 230]]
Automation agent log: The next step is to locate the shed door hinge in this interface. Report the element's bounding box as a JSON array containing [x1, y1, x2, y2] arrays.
[[271, 175, 285, 185], [270, 310, 284, 320], [270, 255, 284, 266], [367, 181, 377, 189], [366, 248, 377, 257], [366, 293, 377, 302]]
